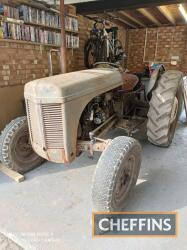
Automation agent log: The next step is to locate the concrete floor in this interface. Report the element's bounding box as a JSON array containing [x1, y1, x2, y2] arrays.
[[0, 118, 187, 250]]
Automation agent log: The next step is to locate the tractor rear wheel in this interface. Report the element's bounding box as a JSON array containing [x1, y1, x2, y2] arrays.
[[147, 70, 183, 147], [0, 116, 44, 174], [92, 136, 142, 212]]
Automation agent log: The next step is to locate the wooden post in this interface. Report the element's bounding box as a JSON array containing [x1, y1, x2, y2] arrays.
[[60, 0, 67, 73]]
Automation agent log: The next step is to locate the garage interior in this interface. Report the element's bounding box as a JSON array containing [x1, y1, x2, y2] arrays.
[[0, 0, 187, 249]]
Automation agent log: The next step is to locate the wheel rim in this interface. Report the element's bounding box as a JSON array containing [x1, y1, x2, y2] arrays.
[[13, 127, 39, 164], [113, 155, 135, 208]]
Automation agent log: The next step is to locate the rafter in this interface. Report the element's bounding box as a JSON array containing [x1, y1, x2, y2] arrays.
[[179, 4, 187, 22], [157, 6, 175, 24], [75, 0, 187, 15], [108, 12, 138, 28], [98, 13, 128, 29], [118, 11, 146, 27], [138, 8, 161, 26]]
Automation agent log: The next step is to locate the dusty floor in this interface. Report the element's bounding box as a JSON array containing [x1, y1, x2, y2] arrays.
[[0, 119, 187, 250]]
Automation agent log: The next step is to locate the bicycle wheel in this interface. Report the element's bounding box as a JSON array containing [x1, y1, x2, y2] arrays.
[[114, 39, 124, 61], [84, 38, 101, 69], [100, 39, 108, 62]]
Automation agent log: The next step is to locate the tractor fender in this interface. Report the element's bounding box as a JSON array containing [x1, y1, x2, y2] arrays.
[[146, 64, 165, 100]]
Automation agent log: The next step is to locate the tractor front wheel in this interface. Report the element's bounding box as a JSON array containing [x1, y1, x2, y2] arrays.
[[0, 116, 44, 174], [92, 136, 142, 212]]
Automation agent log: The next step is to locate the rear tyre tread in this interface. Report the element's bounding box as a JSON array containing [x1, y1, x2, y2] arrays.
[[147, 70, 183, 147]]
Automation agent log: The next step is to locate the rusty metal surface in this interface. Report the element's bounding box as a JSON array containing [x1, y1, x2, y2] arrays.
[[24, 68, 122, 103], [89, 114, 117, 137], [116, 118, 146, 136], [24, 66, 147, 164], [96, 118, 117, 138], [77, 139, 111, 153], [121, 72, 139, 91], [24, 67, 123, 164]]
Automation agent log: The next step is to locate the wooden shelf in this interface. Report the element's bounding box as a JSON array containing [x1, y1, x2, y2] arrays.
[[0, 15, 23, 24], [17, 1, 57, 13], [1, 17, 79, 34], [24, 22, 79, 34], [65, 29, 79, 34], [0, 3, 79, 48], [0, 38, 79, 49], [0, 38, 60, 47], [66, 13, 78, 19], [24, 21, 61, 31], [66, 46, 79, 49]]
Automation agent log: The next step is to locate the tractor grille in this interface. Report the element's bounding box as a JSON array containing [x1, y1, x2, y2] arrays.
[[41, 104, 64, 149], [26, 100, 33, 139], [26, 100, 64, 149], [26, 100, 42, 146]]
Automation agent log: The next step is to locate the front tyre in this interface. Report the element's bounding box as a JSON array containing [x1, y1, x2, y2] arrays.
[[92, 136, 142, 212], [0, 116, 44, 174]]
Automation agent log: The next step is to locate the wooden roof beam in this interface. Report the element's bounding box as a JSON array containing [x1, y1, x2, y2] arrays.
[[98, 13, 128, 29], [138, 8, 161, 26], [75, 0, 187, 15], [108, 12, 138, 28], [179, 4, 187, 23], [118, 11, 146, 27], [157, 5, 176, 25]]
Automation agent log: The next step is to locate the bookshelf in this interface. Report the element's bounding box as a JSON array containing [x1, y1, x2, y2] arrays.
[[65, 29, 78, 34], [0, 2, 79, 49], [0, 38, 60, 47], [24, 21, 61, 31]]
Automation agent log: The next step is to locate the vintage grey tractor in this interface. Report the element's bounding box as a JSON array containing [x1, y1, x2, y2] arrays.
[[0, 63, 183, 211]]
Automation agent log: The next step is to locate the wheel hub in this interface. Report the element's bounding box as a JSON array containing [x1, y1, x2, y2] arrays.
[[114, 155, 135, 205], [14, 129, 35, 160]]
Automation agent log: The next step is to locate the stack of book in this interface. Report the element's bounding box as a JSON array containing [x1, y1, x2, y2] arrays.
[[65, 16, 78, 32], [0, 21, 61, 45], [0, 3, 79, 48], [66, 34, 79, 48], [19, 5, 60, 28], [0, 4, 19, 19]]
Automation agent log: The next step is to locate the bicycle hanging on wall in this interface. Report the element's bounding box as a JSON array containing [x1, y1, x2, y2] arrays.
[[84, 19, 126, 69]]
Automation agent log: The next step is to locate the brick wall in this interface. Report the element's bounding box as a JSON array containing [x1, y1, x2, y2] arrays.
[[0, 8, 126, 130], [0, 41, 61, 87], [1, 22, 186, 87], [0, 15, 126, 88], [126, 25, 187, 75]]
